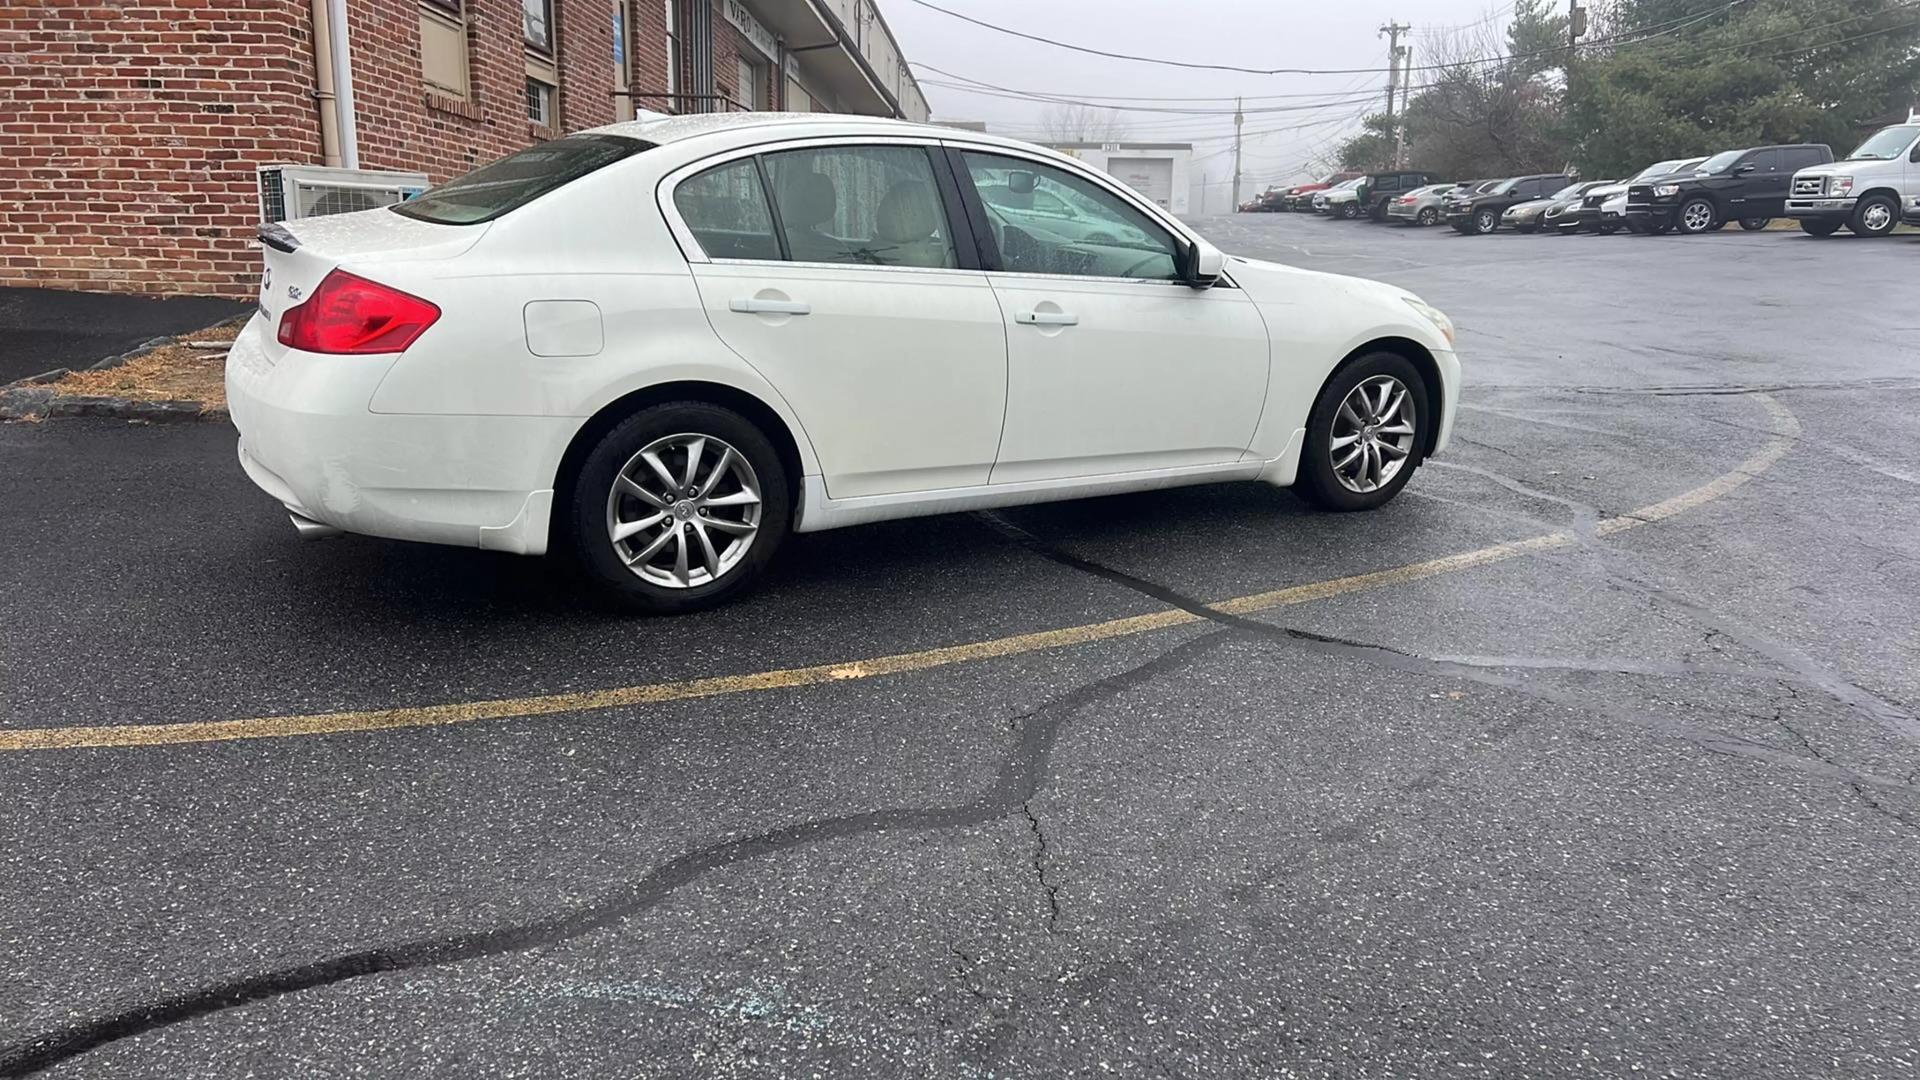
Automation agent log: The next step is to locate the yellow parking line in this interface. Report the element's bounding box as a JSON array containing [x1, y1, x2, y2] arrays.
[[0, 395, 1799, 753]]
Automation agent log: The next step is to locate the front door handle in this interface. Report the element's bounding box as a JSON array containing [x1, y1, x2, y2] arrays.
[[730, 298, 811, 315], [1015, 310, 1079, 326]]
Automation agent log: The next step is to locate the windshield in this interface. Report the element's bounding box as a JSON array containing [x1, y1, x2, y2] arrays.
[[1491, 177, 1521, 194], [1697, 150, 1744, 175], [1846, 125, 1920, 161], [1550, 183, 1584, 199], [393, 134, 649, 225]]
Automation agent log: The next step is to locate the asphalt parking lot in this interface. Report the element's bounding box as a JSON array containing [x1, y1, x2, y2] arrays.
[[4, 216, 1919, 1078]]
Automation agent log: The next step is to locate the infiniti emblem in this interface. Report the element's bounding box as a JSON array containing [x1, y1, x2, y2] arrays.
[[287, 285, 303, 300]]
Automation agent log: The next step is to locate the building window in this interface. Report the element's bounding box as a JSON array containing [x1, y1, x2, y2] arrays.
[[527, 77, 556, 126], [734, 55, 762, 111], [419, 0, 470, 100], [663, 0, 679, 106], [523, 0, 554, 53]]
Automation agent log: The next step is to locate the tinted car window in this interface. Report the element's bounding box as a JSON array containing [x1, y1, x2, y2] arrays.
[[962, 151, 1179, 281], [1743, 149, 1781, 173], [763, 145, 956, 268], [673, 158, 781, 261], [1784, 146, 1828, 170], [394, 134, 649, 225]]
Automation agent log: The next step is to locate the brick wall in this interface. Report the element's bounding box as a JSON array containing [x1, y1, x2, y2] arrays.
[[0, 0, 639, 299]]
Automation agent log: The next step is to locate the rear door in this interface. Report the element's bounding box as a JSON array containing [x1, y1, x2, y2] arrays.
[[671, 141, 1009, 499], [950, 146, 1270, 484]]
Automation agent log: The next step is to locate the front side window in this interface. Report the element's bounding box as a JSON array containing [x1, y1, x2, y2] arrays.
[[1743, 149, 1781, 173], [394, 134, 648, 224], [1698, 150, 1743, 174], [961, 151, 1179, 281], [762, 145, 957, 268], [673, 158, 780, 260]]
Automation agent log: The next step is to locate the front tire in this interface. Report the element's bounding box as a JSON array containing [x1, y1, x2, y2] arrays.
[[1294, 352, 1430, 512], [568, 401, 791, 614], [1799, 218, 1841, 237], [1848, 194, 1898, 236], [1340, 202, 1361, 219], [1738, 216, 1771, 231], [1676, 196, 1718, 235], [1472, 208, 1499, 234]]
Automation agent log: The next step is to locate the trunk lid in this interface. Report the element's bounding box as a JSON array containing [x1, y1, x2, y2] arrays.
[[253, 208, 486, 363]]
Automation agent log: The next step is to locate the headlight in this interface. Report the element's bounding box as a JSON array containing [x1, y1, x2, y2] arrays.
[[1652, 184, 1680, 197], [1829, 175, 1854, 196], [1403, 297, 1455, 347]]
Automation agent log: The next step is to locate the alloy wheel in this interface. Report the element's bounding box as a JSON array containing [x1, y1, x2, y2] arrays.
[[1681, 201, 1714, 232], [1330, 375, 1418, 494], [606, 433, 763, 588]]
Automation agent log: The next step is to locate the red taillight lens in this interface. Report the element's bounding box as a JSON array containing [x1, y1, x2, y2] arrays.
[[276, 269, 440, 355]]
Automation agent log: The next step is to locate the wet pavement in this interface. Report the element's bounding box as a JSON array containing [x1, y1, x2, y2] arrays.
[[2, 216, 1917, 1078]]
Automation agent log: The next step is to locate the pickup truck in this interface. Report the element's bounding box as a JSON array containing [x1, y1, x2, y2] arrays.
[[1625, 144, 1834, 234], [1786, 123, 1920, 237]]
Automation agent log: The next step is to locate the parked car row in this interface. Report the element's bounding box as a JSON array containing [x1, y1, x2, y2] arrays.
[[1267, 122, 1920, 240]]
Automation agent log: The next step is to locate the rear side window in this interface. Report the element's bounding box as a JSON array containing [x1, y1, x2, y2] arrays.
[[394, 134, 649, 225], [763, 145, 957, 268], [673, 159, 781, 260], [1784, 146, 1829, 169]]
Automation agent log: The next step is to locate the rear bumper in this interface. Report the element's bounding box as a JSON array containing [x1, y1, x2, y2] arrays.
[[225, 315, 575, 556]]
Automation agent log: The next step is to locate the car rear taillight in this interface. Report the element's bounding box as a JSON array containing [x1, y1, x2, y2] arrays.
[[276, 269, 440, 355], [1398, 196, 1415, 204]]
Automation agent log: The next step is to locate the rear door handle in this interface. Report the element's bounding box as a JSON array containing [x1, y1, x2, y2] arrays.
[[1015, 310, 1079, 326], [730, 298, 811, 315]]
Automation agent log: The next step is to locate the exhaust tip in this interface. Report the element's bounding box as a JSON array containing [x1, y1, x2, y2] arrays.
[[288, 511, 345, 541]]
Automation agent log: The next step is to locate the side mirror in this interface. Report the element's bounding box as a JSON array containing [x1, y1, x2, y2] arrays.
[[1008, 170, 1037, 195], [1183, 238, 1224, 290]]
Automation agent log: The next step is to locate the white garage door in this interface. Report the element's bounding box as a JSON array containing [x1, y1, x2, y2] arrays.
[[1108, 156, 1174, 209]]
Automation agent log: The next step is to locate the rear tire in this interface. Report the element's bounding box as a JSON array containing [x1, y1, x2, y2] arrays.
[[1848, 194, 1898, 236], [1799, 218, 1841, 237], [1417, 207, 1438, 225], [568, 401, 791, 614], [1340, 202, 1361, 219], [1294, 352, 1431, 513], [1597, 222, 1619, 235]]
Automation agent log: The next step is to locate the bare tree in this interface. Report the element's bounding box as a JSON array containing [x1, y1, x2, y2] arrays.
[[1039, 103, 1130, 143]]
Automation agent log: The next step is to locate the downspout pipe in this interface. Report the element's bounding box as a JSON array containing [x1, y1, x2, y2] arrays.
[[326, 0, 360, 169], [308, 0, 341, 166]]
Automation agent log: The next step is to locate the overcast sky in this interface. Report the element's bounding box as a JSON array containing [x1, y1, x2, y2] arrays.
[[877, 0, 1515, 210]]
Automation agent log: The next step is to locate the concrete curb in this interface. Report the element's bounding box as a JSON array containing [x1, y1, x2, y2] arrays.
[[0, 312, 245, 423]]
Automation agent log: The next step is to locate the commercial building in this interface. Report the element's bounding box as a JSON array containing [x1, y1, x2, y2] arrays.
[[1046, 142, 1195, 216], [0, 0, 928, 299]]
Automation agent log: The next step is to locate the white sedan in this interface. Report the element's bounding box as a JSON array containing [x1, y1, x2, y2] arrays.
[[229, 113, 1460, 613]]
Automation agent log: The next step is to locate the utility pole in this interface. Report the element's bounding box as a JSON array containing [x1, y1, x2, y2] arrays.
[[1231, 97, 1243, 211], [1379, 21, 1410, 169]]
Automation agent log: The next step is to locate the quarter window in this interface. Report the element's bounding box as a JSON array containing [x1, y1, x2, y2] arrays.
[[761, 146, 957, 268], [673, 158, 781, 260], [959, 151, 1179, 281]]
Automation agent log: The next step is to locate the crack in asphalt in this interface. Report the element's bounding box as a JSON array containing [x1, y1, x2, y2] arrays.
[[972, 512, 1920, 799], [1771, 689, 1919, 833], [0, 631, 1233, 1078], [1019, 802, 1064, 932]]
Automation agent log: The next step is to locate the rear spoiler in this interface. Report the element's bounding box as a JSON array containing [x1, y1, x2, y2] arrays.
[[257, 222, 300, 253]]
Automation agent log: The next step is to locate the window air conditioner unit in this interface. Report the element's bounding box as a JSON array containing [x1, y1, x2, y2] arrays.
[[256, 164, 431, 223]]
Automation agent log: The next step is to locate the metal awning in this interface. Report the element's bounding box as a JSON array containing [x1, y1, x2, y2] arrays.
[[738, 0, 900, 117]]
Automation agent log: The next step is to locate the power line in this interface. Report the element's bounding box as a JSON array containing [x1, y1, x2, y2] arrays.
[[899, 0, 1787, 77], [910, 63, 1390, 104], [916, 79, 1389, 117]]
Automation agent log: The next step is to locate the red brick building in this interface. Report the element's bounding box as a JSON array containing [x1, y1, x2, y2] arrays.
[[0, 0, 928, 298]]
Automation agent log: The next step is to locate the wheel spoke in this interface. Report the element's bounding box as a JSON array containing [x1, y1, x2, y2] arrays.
[[1330, 433, 1361, 451], [672, 526, 690, 585], [1381, 386, 1407, 423], [691, 520, 721, 576], [1375, 422, 1415, 437], [617, 474, 666, 508], [701, 516, 757, 535], [640, 450, 679, 492], [681, 437, 706, 490], [1372, 380, 1393, 418], [625, 525, 676, 566], [1377, 440, 1410, 460], [1338, 400, 1365, 429], [1334, 444, 1363, 471], [702, 489, 761, 507], [699, 445, 735, 493], [611, 511, 668, 542]]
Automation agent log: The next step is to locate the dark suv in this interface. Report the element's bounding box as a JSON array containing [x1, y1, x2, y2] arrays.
[[1447, 173, 1572, 234], [1358, 171, 1439, 222], [1625, 144, 1833, 234]]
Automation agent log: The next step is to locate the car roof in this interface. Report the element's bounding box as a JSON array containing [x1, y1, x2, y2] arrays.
[[580, 110, 1073, 161]]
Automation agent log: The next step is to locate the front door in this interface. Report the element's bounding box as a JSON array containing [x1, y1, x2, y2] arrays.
[[951, 148, 1270, 485], [1728, 148, 1786, 217], [673, 145, 1009, 499]]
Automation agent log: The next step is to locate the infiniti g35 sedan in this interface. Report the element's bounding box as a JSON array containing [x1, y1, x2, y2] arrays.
[[229, 113, 1461, 613]]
